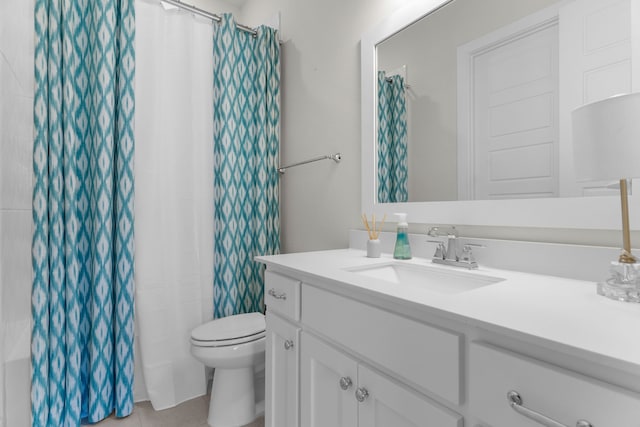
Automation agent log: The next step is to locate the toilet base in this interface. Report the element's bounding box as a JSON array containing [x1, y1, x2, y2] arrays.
[[208, 367, 259, 427]]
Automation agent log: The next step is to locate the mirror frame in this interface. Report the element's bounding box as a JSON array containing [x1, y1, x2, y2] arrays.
[[361, 0, 637, 229]]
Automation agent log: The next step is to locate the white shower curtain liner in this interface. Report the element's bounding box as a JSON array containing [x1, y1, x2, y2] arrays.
[[134, 0, 214, 410]]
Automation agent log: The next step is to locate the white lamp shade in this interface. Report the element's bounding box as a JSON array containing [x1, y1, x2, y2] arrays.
[[573, 92, 640, 182]]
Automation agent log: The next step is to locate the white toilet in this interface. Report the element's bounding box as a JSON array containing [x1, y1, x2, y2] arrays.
[[190, 312, 266, 427]]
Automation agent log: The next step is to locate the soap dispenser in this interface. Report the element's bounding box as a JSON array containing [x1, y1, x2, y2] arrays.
[[393, 213, 412, 260]]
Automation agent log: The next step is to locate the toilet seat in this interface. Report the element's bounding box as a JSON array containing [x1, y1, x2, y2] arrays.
[[191, 312, 266, 348]]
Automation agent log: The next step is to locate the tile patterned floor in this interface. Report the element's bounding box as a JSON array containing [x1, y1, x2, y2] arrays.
[[92, 395, 264, 427]]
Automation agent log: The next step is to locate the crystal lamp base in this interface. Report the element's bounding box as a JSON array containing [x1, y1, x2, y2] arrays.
[[597, 262, 640, 303]]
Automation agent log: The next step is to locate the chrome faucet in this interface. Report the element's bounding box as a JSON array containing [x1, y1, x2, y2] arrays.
[[427, 226, 482, 269], [427, 226, 459, 259]]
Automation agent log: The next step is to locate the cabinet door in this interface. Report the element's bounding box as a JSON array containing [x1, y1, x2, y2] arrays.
[[357, 365, 463, 427], [300, 332, 358, 427], [265, 312, 300, 427]]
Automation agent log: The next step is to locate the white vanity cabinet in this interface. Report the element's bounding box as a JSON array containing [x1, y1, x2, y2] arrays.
[[300, 331, 462, 427], [264, 269, 463, 427], [260, 250, 640, 427]]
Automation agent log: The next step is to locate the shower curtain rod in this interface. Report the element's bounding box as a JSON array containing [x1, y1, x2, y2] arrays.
[[161, 0, 258, 36], [385, 76, 411, 89]]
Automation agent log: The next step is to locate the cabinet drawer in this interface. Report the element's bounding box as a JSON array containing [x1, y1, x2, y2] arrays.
[[302, 284, 462, 404], [469, 342, 640, 427], [264, 270, 301, 321]]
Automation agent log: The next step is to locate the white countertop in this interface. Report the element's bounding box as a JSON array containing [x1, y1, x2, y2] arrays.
[[257, 248, 640, 374]]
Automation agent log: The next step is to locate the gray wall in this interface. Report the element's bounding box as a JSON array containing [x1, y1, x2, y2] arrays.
[[192, 0, 239, 14]]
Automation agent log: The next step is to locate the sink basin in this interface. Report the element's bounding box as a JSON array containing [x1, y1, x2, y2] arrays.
[[347, 262, 505, 294]]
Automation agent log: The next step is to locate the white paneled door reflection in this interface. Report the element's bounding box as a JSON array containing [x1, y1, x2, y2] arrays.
[[473, 23, 559, 200], [460, 0, 636, 200]]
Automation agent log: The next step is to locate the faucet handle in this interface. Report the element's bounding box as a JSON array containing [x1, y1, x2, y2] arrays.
[[427, 240, 446, 259], [427, 225, 458, 238], [461, 244, 485, 264]]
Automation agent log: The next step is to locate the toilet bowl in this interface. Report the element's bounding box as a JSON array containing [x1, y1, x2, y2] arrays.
[[191, 312, 266, 427]]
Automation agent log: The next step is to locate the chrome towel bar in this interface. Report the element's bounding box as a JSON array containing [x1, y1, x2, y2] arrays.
[[507, 391, 592, 427], [277, 153, 342, 174]]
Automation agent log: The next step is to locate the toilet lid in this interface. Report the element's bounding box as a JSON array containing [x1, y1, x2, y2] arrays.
[[191, 312, 265, 346]]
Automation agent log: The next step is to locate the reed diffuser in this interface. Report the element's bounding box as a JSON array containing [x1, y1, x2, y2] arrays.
[[361, 214, 385, 257]]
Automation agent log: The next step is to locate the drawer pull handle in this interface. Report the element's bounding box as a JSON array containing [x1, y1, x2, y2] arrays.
[[507, 391, 592, 427], [284, 339, 294, 350], [268, 288, 287, 300], [355, 387, 369, 403], [339, 376, 352, 391]]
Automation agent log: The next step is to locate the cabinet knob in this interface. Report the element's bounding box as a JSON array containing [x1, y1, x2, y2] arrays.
[[283, 340, 294, 350], [355, 387, 369, 403], [339, 376, 352, 390]]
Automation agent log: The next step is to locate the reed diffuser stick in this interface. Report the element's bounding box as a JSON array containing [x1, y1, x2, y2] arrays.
[[372, 214, 376, 238], [361, 214, 373, 239], [362, 213, 387, 240]]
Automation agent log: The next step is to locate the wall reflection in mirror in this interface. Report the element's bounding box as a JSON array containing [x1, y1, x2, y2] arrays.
[[375, 0, 635, 203]]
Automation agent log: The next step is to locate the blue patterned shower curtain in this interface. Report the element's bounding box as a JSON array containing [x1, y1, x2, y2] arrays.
[[378, 71, 408, 203], [31, 0, 135, 425], [213, 14, 280, 318]]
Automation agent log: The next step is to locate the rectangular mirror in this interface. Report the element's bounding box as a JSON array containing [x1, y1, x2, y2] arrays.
[[361, 0, 640, 228]]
